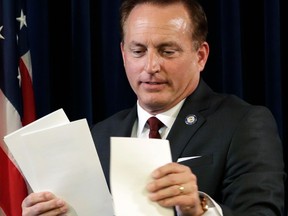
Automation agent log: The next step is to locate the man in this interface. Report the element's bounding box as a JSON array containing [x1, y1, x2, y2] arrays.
[[22, 0, 285, 215]]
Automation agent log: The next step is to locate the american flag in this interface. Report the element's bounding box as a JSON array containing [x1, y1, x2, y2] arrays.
[[0, 0, 36, 215]]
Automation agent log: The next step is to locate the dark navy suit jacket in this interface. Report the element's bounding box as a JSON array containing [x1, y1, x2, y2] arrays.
[[91, 79, 285, 215]]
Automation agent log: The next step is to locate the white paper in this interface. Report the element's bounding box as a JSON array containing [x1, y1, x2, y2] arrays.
[[4, 108, 69, 138], [110, 137, 174, 216], [4, 110, 114, 216], [4, 109, 70, 176]]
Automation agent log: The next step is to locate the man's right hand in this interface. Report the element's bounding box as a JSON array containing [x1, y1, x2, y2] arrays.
[[22, 192, 68, 216]]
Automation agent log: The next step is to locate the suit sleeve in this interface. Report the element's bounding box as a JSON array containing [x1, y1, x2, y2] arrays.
[[221, 106, 285, 215]]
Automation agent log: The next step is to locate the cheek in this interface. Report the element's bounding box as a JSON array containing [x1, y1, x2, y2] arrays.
[[124, 57, 145, 75], [124, 60, 142, 85], [169, 61, 198, 84]]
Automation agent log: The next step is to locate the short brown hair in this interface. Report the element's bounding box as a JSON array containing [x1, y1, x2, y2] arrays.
[[120, 0, 208, 47]]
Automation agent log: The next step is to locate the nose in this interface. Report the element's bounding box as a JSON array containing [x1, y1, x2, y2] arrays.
[[144, 51, 161, 74]]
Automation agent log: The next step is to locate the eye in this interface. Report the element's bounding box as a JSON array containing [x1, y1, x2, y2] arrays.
[[130, 48, 145, 57], [160, 48, 178, 58], [161, 50, 176, 56]]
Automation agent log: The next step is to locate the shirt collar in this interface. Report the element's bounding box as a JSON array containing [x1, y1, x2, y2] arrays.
[[136, 99, 186, 138]]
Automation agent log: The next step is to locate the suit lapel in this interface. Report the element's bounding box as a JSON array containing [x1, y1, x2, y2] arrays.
[[117, 105, 138, 137], [167, 79, 213, 162]]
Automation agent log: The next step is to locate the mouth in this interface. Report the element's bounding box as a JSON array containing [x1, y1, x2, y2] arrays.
[[140, 81, 166, 91], [145, 82, 161, 85]]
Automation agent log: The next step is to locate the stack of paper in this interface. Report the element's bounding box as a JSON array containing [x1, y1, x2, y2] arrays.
[[3, 109, 114, 216], [4, 109, 175, 216]]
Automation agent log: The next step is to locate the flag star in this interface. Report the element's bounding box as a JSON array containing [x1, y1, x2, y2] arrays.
[[0, 26, 4, 40], [16, 10, 27, 29]]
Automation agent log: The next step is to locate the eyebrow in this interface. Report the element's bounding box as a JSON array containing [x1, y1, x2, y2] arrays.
[[128, 41, 180, 48], [128, 41, 144, 47]]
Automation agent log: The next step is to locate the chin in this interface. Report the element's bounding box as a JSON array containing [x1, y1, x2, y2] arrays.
[[142, 99, 169, 113]]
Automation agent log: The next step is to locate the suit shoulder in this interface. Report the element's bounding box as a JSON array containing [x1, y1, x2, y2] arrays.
[[92, 108, 133, 128], [215, 93, 268, 112], [212, 93, 276, 124]]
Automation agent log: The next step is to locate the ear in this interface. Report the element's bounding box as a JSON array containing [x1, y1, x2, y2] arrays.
[[120, 42, 126, 66], [197, 42, 209, 72]]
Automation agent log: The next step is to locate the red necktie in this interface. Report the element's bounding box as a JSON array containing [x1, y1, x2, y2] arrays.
[[147, 117, 163, 139]]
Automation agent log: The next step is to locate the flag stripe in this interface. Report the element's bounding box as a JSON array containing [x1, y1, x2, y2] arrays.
[[0, 0, 36, 215], [0, 90, 26, 216], [19, 56, 36, 126]]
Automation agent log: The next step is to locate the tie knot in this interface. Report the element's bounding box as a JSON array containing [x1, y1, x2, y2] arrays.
[[147, 117, 163, 139]]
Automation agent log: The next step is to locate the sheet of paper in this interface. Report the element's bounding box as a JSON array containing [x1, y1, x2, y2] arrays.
[[110, 137, 174, 216], [4, 115, 114, 216], [4, 108, 69, 139], [4, 108, 70, 175]]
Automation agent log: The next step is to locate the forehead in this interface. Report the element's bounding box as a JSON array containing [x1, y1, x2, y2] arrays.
[[123, 3, 192, 39]]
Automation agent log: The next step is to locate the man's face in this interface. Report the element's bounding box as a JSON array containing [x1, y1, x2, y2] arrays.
[[121, 3, 209, 114]]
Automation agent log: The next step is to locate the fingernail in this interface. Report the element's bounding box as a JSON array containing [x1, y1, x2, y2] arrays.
[[57, 199, 65, 206]]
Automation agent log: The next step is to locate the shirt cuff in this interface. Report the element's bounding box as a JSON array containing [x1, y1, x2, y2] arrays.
[[176, 191, 223, 216]]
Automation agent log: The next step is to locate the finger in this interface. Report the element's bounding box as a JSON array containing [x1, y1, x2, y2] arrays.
[[147, 173, 182, 192], [158, 194, 199, 208], [22, 199, 67, 216], [22, 192, 67, 216], [148, 184, 185, 201], [36, 204, 67, 216], [151, 162, 190, 179], [148, 181, 198, 200], [147, 171, 197, 193], [22, 192, 56, 207]]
